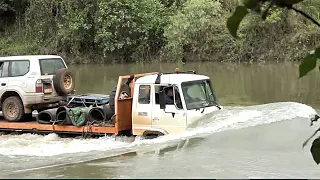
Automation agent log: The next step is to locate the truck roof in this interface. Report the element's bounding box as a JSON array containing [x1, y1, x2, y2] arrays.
[[135, 73, 210, 84], [0, 55, 62, 61]]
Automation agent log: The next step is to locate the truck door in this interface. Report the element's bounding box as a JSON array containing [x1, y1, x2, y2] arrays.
[[151, 85, 187, 134], [132, 84, 153, 135]]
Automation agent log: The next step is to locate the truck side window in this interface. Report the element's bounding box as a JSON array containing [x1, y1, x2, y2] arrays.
[[138, 85, 150, 104]]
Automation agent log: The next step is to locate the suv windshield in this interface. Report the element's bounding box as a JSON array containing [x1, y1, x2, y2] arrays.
[[181, 79, 217, 110], [39, 58, 66, 75]]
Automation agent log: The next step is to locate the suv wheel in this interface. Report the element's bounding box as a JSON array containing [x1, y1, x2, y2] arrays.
[[2, 96, 25, 122]]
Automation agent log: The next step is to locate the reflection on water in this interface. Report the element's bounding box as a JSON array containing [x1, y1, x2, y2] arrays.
[[69, 62, 320, 109]]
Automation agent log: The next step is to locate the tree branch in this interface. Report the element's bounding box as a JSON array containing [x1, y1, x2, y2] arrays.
[[290, 6, 320, 28]]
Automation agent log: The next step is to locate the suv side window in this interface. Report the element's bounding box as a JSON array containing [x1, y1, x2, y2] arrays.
[[39, 58, 66, 75], [0, 61, 9, 78], [2, 62, 9, 77], [10, 60, 30, 77]]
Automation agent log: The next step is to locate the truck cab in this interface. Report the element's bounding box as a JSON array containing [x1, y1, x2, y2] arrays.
[[130, 69, 222, 136]]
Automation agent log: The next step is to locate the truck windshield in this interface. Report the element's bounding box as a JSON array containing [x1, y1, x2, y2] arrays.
[[181, 79, 218, 110]]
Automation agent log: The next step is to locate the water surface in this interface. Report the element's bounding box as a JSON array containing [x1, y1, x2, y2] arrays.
[[0, 62, 320, 178]]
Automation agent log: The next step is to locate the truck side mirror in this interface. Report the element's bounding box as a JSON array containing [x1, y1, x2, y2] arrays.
[[159, 90, 165, 109]]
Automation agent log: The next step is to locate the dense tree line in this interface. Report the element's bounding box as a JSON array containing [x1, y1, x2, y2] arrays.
[[0, 0, 319, 64]]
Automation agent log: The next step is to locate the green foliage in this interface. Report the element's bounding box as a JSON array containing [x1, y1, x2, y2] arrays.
[[95, 0, 167, 60], [226, 0, 320, 78], [162, 0, 223, 61], [57, 0, 96, 54], [0, 0, 320, 65], [0, 1, 11, 12], [0, 27, 40, 55], [264, 7, 283, 23], [24, 0, 58, 43], [159, 0, 187, 8]]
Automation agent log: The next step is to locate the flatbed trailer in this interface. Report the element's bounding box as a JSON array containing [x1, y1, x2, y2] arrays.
[[0, 72, 158, 138]]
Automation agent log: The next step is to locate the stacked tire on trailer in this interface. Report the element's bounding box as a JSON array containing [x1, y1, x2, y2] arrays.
[[35, 81, 132, 126], [1, 68, 75, 122]]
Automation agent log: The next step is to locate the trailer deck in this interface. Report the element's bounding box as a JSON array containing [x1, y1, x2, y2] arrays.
[[0, 119, 117, 135], [0, 73, 154, 137]]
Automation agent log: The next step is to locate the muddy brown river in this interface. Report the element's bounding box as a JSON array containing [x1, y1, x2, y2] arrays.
[[0, 62, 320, 178]]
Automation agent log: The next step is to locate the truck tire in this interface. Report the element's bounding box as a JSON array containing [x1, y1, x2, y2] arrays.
[[53, 68, 75, 96], [2, 96, 25, 122]]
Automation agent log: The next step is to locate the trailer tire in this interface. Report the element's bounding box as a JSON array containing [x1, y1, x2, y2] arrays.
[[53, 68, 75, 95], [2, 96, 25, 122]]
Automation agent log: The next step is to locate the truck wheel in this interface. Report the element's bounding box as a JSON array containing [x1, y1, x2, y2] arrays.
[[53, 68, 75, 96], [2, 96, 25, 122]]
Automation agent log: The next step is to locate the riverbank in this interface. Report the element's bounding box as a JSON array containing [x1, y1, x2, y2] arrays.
[[0, 0, 319, 65]]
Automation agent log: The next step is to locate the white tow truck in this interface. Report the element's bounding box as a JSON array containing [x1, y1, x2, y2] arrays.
[[0, 68, 223, 138]]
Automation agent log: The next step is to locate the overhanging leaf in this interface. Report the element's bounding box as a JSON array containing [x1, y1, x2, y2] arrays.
[[227, 6, 249, 38], [311, 136, 320, 164], [299, 47, 320, 78]]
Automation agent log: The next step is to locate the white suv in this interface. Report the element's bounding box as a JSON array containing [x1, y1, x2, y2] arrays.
[[0, 55, 75, 122]]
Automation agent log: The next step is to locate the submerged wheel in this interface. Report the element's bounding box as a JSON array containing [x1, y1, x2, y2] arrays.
[[53, 68, 75, 95], [2, 96, 25, 122]]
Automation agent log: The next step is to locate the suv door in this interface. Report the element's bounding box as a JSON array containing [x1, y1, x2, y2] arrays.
[[6, 60, 30, 93], [0, 61, 10, 97]]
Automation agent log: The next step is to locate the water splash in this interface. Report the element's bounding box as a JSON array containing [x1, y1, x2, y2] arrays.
[[0, 102, 316, 157]]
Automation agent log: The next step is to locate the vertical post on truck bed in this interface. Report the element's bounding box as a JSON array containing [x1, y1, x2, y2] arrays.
[[114, 76, 122, 135], [114, 72, 158, 135]]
